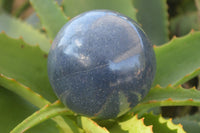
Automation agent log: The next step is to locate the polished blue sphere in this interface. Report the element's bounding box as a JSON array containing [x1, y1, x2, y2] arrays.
[[48, 10, 156, 119]]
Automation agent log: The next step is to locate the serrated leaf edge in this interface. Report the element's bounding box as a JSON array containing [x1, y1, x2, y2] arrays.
[[0, 73, 50, 108], [143, 113, 186, 133], [0, 32, 48, 54], [132, 85, 200, 113], [11, 100, 74, 133], [0, 14, 51, 53], [30, 0, 68, 39], [174, 67, 200, 86]]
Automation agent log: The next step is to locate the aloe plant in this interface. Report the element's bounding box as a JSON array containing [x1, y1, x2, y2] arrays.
[[0, 0, 200, 132]]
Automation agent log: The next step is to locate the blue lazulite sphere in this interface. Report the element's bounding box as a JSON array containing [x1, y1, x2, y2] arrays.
[[48, 10, 156, 119]]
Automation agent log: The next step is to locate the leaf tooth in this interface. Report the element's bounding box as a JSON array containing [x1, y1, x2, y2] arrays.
[[149, 125, 153, 132], [55, 100, 61, 104], [178, 123, 183, 128], [50, 39, 53, 44], [1, 30, 5, 33], [0, 32, 42, 49], [19, 36, 23, 40], [172, 35, 177, 39], [190, 29, 195, 33], [42, 27, 46, 32], [44, 104, 50, 108], [188, 98, 193, 101], [178, 84, 182, 88], [153, 45, 157, 48], [67, 16, 71, 20], [192, 86, 197, 89], [167, 84, 172, 87], [155, 84, 162, 88], [60, 6, 64, 11], [184, 74, 190, 78], [35, 13, 40, 18], [35, 110, 40, 114], [166, 98, 172, 101], [137, 115, 153, 132]]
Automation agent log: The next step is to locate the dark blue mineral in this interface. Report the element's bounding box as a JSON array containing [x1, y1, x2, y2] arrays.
[[48, 10, 156, 119]]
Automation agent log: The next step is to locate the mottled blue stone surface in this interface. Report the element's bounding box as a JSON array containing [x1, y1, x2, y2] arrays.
[[48, 10, 156, 119]]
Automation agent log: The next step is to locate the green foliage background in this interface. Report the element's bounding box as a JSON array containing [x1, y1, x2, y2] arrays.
[[0, 0, 200, 132]]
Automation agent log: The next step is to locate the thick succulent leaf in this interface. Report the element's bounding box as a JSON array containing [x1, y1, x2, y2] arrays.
[[143, 113, 185, 133], [30, 0, 68, 39], [0, 13, 51, 53], [0, 73, 50, 108], [170, 12, 199, 36], [0, 87, 59, 133], [132, 85, 200, 113], [62, 0, 137, 20], [153, 31, 200, 87], [133, 0, 169, 45], [11, 101, 78, 133], [109, 115, 153, 133], [0, 33, 57, 102], [173, 113, 200, 133]]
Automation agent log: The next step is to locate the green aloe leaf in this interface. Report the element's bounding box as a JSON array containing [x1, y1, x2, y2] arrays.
[[132, 85, 200, 113], [143, 113, 185, 133], [153, 31, 200, 87], [62, 0, 137, 20], [133, 0, 169, 45], [77, 116, 109, 133], [30, 0, 68, 39], [0, 73, 50, 108], [109, 115, 153, 133], [0, 14, 51, 52], [170, 12, 199, 37], [173, 113, 200, 133], [0, 87, 59, 133], [0, 33, 57, 102], [11, 101, 79, 133]]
